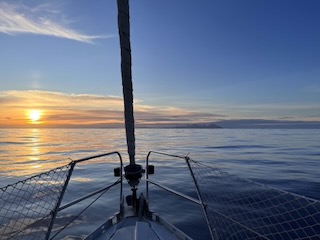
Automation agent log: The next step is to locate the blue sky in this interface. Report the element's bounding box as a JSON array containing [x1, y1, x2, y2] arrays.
[[0, 0, 320, 127]]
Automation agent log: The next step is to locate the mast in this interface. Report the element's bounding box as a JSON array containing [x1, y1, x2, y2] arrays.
[[117, 0, 135, 166]]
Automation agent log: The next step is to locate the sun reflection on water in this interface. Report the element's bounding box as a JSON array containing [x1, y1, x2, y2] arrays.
[[30, 129, 41, 161], [14, 128, 47, 176], [0, 128, 126, 180], [0, 129, 57, 178]]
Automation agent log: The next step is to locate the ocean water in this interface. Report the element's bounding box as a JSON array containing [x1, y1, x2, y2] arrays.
[[0, 128, 320, 239]]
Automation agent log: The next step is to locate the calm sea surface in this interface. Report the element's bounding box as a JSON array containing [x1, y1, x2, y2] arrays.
[[1, 128, 320, 239]]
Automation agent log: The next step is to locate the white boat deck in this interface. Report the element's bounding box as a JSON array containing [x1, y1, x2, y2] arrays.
[[93, 216, 183, 240]]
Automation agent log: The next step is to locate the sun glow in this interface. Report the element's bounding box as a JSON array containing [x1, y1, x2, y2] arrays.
[[28, 110, 42, 123]]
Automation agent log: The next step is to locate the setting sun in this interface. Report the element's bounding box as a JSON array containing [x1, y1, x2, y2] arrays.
[[28, 110, 42, 123]]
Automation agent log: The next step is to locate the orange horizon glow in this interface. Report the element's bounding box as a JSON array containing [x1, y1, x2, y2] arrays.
[[0, 90, 226, 128]]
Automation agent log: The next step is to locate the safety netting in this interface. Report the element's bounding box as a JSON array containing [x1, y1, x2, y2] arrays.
[[188, 159, 320, 240], [0, 164, 71, 240]]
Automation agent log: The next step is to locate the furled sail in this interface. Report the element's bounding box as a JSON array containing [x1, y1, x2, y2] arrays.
[[117, 0, 135, 165]]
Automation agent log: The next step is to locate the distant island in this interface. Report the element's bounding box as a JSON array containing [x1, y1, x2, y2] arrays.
[[174, 123, 222, 129]]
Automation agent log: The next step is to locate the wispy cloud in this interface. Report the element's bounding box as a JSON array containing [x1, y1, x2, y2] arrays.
[[0, 90, 222, 127], [0, 2, 111, 43]]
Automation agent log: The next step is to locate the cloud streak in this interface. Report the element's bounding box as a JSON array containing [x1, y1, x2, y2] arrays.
[[0, 90, 222, 127], [0, 2, 111, 43]]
